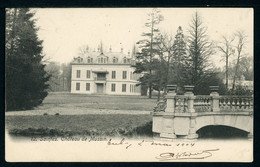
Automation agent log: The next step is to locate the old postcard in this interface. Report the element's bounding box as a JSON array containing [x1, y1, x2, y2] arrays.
[[5, 8, 253, 162]]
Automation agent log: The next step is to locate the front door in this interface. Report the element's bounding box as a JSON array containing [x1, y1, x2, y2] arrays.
[[97, 83, 103, 94]]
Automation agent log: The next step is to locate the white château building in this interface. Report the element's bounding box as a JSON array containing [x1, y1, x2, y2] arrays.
[[71, 48, 141, 95]]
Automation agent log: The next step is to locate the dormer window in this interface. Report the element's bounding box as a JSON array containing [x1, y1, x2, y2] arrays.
[[77, 57, 83, 63], [87, 57, 93, 63], [98, 55, 108, 64], [123, 57, 127, 64], [113, 57, 118, 63]]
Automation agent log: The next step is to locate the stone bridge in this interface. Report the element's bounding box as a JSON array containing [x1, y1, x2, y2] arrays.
[[152, 85, 253, 139]]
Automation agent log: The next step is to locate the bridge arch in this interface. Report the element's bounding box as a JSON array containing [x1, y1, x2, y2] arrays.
[[195, 114, 253, 134], [196, 125, 249, 138]]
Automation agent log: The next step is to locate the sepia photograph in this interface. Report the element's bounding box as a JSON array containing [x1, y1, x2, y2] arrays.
[[5, 8, 253, 162]]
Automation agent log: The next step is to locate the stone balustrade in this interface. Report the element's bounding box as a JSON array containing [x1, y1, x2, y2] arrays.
[[153, 85, 253, 113], [219, 96, 253, 111]]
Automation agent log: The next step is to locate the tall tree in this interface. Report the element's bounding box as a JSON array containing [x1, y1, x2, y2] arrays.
[[6, 8, 50, 111], [156, 33, 174, 95], [172, 26, 188, 87], [136, 8, 164, 98], [216, 36, 235, 89], [61, 62, 72, 91], [232, 31, 247, 91], [45, 62, 61, 91], [186, 11, 215, 93], [239, 56, 253, 81], [45, 62, 72, 92]]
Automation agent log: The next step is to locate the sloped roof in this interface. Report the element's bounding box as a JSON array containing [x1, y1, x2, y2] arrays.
[[73, 51, 134, 64]]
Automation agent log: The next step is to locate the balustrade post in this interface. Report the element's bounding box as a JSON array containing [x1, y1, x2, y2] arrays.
[[184, 85, 198, 139], [165, 85, 177, 112], [184, 85, 195, 113], [210, 86, 220, 112]]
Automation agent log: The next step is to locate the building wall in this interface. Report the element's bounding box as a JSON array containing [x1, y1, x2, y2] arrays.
[[71, 64, 141, 95]]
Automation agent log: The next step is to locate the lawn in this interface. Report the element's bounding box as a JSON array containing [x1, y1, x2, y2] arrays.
[[6, 93, 156, 137], [41, 92, 157, 111]]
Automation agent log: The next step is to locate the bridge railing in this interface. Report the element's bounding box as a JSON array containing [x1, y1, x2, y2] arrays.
[[219, 95, 253, 111], [174, 95, 188, 112], [153, 85, 253, 113], [194, 95, 212, 112]]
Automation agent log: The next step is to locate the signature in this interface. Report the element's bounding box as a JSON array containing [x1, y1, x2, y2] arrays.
[[156, 148, 220, 161]]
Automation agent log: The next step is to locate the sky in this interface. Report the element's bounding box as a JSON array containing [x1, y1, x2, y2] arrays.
[[33, 8, 253, 68]]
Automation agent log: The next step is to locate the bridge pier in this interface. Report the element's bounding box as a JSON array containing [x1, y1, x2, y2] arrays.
[[184, 85, 198, 139], [160, 85, 177, 139], [187, 116, 198, 139]]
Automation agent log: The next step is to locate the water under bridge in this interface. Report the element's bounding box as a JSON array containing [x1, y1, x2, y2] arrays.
[[152, 85, 253, 139]]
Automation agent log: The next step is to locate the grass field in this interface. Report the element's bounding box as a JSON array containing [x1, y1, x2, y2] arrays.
[[42, 92, 157, 111], [6, 93, 156, 137]]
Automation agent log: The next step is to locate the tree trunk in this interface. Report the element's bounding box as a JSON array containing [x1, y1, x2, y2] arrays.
[[164, 55, 170, 95], [148, 14, 154, 99], [226, 51, 229, 90], [149, 69, 152, 98], [232, 52, 241, 91]]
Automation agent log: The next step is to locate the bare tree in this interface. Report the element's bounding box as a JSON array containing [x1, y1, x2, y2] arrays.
[[156, 33, 175, 94], [136, 8, 164, 98], [216, 36, 235, 89], [78, 45, 89, 56], [232, 31, 247, 91]]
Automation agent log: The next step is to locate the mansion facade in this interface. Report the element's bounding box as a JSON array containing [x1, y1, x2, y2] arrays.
[[71, 49, 141, 95]]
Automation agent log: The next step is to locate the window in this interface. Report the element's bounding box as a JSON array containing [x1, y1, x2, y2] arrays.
[[86, 70, 91, 78], [113, 57, 118, 63], [76, 83, 80, 91], [104, 58, 107, 63], [130, 84, 138, 93], [86, 83, 90, 91], [123, 58, 127, 63], [101, 57, 104, 63], [130, 84, 135, 93], [111, 83, 116, 92], [122, 84, 126, 92], [98, 58, 101, 63], [77, 57, 83, 63], [87, 57, 93, 63], [76, 70, 81, 78], [122, 71, 127, 79], [112, 71, 116, 79]]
